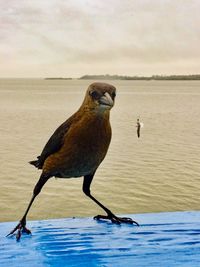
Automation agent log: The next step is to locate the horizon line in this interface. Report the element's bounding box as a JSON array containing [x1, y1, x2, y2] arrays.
[[0, 73, 200, 79]]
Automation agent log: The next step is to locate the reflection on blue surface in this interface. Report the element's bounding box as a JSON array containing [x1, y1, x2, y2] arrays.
[[0, 211, 200, 267]]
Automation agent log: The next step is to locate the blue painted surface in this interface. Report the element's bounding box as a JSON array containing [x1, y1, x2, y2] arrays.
[[0, 211, 200, 267]]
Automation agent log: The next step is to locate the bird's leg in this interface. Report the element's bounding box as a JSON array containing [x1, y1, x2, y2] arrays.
[[7, 173, 50, 241], [83, 174, 139, 226]]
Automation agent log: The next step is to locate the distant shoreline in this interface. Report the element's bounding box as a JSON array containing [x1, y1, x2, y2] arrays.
[[45, 74, 200, 81], [45, 77, 73, 80]]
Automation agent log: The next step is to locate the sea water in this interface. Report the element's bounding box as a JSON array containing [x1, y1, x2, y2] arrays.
[[0, 79, 199, 222]]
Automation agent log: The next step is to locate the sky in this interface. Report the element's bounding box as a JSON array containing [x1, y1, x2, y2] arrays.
[[0, 0, 200, 77]]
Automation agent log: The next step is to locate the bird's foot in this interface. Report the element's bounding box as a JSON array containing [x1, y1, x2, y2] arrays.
[[6, 219, 31, 241], [94, 213, 139, 226]]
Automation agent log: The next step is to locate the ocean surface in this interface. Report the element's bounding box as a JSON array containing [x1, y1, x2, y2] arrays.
[[0, 79, 199, 222]]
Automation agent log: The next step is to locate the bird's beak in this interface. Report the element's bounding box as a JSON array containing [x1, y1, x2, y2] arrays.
[[98, 92, 114, 108]]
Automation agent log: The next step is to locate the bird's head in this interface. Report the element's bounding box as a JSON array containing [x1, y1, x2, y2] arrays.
[[82, 82, 116, 113]]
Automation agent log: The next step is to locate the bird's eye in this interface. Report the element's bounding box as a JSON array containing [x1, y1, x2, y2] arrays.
[[89, 90, 99, 99], [111, 91, 116, 99]]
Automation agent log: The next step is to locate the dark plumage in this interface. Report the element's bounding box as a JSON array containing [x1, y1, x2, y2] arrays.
[[7, 82, 138, 241]]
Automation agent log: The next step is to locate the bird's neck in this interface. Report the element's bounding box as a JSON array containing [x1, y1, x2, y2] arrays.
[[79, 105, 110, 120]]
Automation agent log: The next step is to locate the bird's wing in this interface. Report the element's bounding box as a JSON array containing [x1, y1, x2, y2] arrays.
[[30, 114, 76, 168]]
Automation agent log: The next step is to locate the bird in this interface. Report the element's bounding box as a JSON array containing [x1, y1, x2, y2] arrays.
[[136, 118, 141, 138], [7, 82, 139, 241], [136, 118, 144, 138]]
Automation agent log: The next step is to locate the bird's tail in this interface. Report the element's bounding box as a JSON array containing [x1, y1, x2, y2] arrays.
[[29, 157, 42, 169]]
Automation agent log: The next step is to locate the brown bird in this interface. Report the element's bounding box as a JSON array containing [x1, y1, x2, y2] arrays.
[[7, 82, 138, 241]]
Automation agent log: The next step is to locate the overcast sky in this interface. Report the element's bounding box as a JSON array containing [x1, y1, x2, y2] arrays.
[[0, 0, 200, 77]]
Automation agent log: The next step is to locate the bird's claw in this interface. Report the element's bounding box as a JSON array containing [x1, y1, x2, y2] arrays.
[[7, 220, 31, 241], [94, 214, 139, 226]]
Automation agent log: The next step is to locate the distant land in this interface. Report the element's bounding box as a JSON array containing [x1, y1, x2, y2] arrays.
[[45, 74, 200, 80], [79, 74, 200, 80], [45, 77, 72, 80]]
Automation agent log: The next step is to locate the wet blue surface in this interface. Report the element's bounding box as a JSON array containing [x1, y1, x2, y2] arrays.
[[0, 211, 200, 267]]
